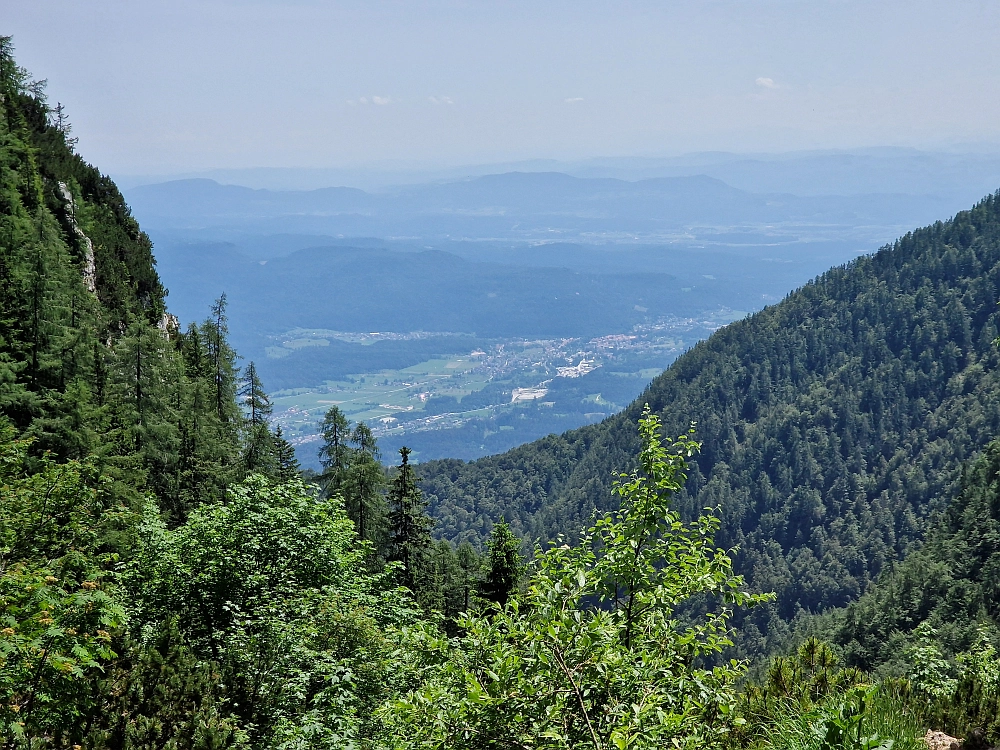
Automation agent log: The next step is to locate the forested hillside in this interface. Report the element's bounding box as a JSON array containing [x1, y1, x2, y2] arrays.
[[779, 437, 1000, 740], [420, 190, 1000, 652], [0, 38, 259, 518], [830, 437, 1000, 673]]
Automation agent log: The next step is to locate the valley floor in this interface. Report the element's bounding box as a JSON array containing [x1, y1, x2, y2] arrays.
[[270, 309, 743, 464]]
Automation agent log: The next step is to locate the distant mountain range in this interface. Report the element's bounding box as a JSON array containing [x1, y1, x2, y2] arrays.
[[131, 161, 1000, 413], [116, 147, 1000, 196], [127, 170, 969, 242]]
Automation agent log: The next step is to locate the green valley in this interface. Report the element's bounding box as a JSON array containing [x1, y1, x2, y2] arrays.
[[268, 310, 742, 463]]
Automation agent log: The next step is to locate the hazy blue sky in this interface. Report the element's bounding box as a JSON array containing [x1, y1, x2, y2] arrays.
[[7, 1, 1000, 174]]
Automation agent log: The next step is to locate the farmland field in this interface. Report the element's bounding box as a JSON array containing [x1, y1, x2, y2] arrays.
[[272, 354, 487, 438], [271, 310, 745, 464]]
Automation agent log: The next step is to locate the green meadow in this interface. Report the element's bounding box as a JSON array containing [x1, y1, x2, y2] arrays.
[[272, 354, 490, 441]]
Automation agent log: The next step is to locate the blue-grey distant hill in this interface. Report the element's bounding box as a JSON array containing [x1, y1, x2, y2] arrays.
[[131, 166, 991, 399], [158, 239, 713, 388], [116, 147, 1000, 197], [126, 171, 954, 241]]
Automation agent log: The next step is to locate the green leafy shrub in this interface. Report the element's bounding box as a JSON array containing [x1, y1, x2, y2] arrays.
[[385, 406, 772, 749], [904, 627, 1000, 744], [0, 430, 128, 744], [128, 473, 420, 748]]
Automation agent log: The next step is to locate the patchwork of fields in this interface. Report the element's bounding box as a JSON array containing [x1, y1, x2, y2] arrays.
[[272, 354, 488, 438], [272, 310, 744, 464]]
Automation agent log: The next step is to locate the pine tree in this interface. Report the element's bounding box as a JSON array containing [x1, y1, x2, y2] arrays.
[[95, 618, 242, 749], [480, 519, 524, 608], [387, 446, 434, 594], [238, 360, 274, 474], [318, 405, 351, 494]]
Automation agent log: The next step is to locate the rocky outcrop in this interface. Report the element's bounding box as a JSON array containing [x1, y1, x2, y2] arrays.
[[924, 730, 961, 750], [924, 729, 962, 750], [57, 181, 97, 295], [158, 311, 180, 337]]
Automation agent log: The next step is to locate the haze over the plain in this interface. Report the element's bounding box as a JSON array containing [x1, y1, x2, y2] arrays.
[[5, 0, 1000, 180]]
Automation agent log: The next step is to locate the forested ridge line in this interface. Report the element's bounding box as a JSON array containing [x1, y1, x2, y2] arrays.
[[419, 189, 1000, 653]]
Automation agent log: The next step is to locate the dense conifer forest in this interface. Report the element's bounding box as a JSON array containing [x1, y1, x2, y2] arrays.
[[6, 38, 1000, 748]]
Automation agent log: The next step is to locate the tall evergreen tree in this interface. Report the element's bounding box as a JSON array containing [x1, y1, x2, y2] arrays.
[[318, 409, 387, 546], [273, 426, 300, 481], [239, 361, 272, 428], [479, 519, 524, 608], [343, 421, 387, 547], [201, 294, 239, 427], [456, 542, 482, 614], [387, 446, 434, 594], [318, 405, 351, 494], [107, 317, 180, 502], [238, 360, 274, 474]]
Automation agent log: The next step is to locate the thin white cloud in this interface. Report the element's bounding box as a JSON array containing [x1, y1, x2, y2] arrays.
[[428, 96, 454, 105], [755, 77, 778, 89], [564, 97, 584, 103], [347, 95, 391, 106]]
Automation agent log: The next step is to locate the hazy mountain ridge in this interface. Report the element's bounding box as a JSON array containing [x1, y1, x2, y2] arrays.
[[127, 171, 961, 238], [116, 147, 1000, 197], [158, 241, 705, 345]]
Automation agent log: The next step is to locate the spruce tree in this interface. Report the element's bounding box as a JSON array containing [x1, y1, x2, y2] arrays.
[[318, 405, 351, 494], [238, 360, 274, 474], [387, 446, 434, 594], [480, 519, 524, 608]]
